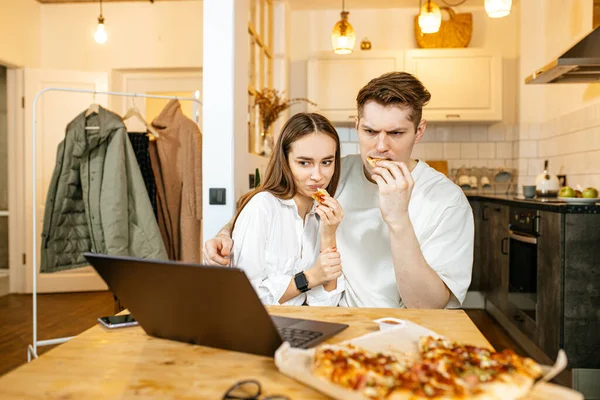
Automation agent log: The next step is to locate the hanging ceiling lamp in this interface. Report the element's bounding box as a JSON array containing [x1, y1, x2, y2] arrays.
[[418, 0, 442, 34], [331, 0, 356, 55], [484, 0, 512, 18], [94, 0, 107, 44]]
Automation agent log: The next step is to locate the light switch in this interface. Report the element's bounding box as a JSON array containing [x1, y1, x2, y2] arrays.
[[209, 188, 226, 205]]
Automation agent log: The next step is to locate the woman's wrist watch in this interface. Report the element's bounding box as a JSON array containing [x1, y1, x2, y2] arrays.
[[294, 271, 310, 293]]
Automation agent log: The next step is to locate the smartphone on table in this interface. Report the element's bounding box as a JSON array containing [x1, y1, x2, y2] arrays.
[[98, 314, 138, 329]]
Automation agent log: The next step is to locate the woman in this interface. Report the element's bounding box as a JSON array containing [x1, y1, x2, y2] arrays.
[[232, 113, 344, 306]]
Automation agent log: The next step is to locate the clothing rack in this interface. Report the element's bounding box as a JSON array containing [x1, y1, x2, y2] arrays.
[[27, 87, 202, 362]]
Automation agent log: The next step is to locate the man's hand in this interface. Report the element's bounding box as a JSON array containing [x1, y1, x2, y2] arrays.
[[371, 160, 414, 228], [202, 236, 234, 266]]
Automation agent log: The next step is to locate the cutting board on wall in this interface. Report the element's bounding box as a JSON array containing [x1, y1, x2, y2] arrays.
[[426, 160, 449, 177]]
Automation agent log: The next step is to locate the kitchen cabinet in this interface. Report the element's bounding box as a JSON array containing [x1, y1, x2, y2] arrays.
[[469, 200, 482, 291], [404, 49, 502, 122], [307, 51, 403, 123], [535, 211, 562, 359], [482, 203, 510, 314]]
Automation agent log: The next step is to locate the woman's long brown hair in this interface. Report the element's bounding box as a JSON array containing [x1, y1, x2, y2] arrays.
[[233, 112, 341, 230]]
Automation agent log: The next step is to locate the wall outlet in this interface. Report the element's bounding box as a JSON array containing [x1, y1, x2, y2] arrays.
[[209, 188, 226, 205]]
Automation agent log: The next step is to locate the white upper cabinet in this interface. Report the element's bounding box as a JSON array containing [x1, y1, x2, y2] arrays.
[[307, 51, 403, 123], [405, 49, 502, 122]]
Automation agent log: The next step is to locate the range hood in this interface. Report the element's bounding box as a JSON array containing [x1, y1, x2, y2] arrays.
[[526, 2, 600, 84]]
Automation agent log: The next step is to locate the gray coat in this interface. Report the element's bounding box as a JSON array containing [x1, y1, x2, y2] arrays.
[[41, 107, 167, 273]]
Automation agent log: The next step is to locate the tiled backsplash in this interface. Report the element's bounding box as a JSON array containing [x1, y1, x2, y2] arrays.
[[336, 104, 600, 194], [517, 102, 600, 191], [336, 123, 518, 178]]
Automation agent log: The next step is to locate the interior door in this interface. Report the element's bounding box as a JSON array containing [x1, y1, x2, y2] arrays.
[[22, 68, 109, 293]]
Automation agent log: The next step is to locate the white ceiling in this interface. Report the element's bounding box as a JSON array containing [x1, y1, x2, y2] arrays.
[[286, 0, 485, 11]]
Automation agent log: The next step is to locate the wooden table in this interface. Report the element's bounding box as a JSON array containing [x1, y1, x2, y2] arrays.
[[0, 307, 567, 399]]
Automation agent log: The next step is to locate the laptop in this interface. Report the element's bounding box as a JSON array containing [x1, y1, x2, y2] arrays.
[[84, 253, 348, 357]]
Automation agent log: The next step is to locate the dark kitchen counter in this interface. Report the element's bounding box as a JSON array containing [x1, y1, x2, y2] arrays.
[[466, 193, 600, 214]]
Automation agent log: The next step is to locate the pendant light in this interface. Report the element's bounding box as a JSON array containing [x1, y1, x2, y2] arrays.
[[418, 0, 442, 34], [94, 0, 107, 44], [331, 0, 356, 55], [484, 0, 512, 18]]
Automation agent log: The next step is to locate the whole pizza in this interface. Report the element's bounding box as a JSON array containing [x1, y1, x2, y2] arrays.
[[312, 336, 543, 399]]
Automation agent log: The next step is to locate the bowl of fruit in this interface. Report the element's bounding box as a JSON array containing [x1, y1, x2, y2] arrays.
[[558, 186, 599, 204]]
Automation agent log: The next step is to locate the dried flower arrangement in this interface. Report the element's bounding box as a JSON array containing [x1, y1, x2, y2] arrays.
[[253, 88, 317, 131]]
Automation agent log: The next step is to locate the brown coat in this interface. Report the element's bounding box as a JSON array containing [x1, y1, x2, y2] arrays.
[[149, 100, 202, 263]]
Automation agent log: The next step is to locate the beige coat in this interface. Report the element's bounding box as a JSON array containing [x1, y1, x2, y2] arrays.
[[149, 100, 202, 263]]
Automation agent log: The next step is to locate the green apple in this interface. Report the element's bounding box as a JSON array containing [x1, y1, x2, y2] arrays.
[[582, 187, 599, 198], [559, 186, 575, 198]]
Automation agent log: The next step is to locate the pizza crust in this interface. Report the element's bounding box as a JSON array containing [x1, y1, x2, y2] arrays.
[[367, 157, 387, 168]]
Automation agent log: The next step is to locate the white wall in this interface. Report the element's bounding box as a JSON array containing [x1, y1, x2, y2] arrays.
[[0, 0, 41, 67], [40, 1, 203, 71], [289, 3, 521, 181], [517, 0, 600, 189]]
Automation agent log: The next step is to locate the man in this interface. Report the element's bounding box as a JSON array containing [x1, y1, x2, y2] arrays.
[[204, 72, 474, 309]]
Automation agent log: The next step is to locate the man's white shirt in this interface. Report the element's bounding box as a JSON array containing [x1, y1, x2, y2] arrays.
[[335, 155, 474, 308]]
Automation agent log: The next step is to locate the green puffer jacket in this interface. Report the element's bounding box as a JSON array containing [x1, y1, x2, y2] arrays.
[[41, 107, 168, 273]]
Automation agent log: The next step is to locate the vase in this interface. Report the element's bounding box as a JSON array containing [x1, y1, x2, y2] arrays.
[[263, 133, 273, 157]]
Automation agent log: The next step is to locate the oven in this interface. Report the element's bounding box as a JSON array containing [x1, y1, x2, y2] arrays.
[[508, 207, 539, 322]]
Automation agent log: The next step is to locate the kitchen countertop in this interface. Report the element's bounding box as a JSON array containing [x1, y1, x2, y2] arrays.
[[466, 193, 600, 213]]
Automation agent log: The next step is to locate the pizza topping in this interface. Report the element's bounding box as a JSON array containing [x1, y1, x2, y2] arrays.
[[311, 188, 329, 203], [313, 336, 543, 399]]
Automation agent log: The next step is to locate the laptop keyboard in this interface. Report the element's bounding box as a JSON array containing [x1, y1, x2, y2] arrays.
[[278, 327, 323, 348]]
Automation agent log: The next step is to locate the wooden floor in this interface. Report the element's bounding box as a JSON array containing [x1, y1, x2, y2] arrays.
[[0, 291, 114, 377], [0, 292, 542, 379]]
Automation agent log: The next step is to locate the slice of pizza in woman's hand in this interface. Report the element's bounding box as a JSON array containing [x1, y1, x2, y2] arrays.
[[312, 336, 543, 400], [311, 188, 330, 204]]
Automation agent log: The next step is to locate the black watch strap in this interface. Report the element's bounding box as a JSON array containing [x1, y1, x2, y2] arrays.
[[294, 271, 310, 293]]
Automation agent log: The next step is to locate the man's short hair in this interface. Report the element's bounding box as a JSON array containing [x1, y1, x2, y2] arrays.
[[356, 72, 431, 130]]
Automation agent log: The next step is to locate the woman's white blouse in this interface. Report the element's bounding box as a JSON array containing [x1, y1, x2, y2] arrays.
[[232, 192, 344, 306]]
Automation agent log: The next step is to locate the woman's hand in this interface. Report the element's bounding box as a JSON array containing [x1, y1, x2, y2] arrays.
[[316, 197, 344, 238], [305, 247, 342, 288]]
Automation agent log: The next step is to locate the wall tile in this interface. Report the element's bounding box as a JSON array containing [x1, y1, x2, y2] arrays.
[[419, 129, 436, 142], [512, 140, 520, 158], [478, 143, 495, 159], [590, 126, 600, 151], [572, 129, 591, 154], [335, 127, 350, 142], [528, 123, 541, 140], [460, 143, 478, 159], [411, 144, 426, 160], [519, 122, 529, 140], [487, 159, 505, 168], [584, 150, 600, 174], [425, 143, 444, 160], [452, 125, 471, 142], [488, 124, 505, 142], [470, 125, 488, 142], [528, 159, 543, 176], [496, 142, 513, 159], [341, 142, 358, 156], [349, 128, 358, 142], [443, 143, 460, 159], [434, 125, 452, 142], [585, 104, 598, 130], [519, 140, 537, 158], [518, 158, 529, 175], [505, 125, 517, 141]]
